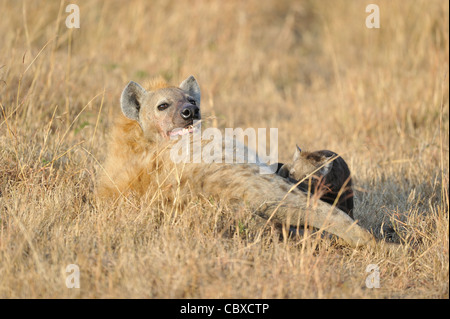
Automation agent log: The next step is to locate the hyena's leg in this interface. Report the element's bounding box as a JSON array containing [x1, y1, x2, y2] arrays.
[[255, 196, 375, 248], [189, 163, 376, 248]]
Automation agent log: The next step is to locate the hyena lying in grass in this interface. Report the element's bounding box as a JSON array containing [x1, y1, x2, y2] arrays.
[[277, 146, 354, 218], [97, 75, 377, 248]]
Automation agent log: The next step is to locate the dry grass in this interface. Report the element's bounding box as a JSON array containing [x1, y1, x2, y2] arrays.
[[0, 0, 448, 298]]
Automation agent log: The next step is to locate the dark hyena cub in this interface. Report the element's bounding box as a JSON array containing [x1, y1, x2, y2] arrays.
[[278, 146, 354, 219]]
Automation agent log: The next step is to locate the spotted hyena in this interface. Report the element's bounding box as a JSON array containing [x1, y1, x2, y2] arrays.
[[97, 75, 376, 248], [277, 146, 354, 218]]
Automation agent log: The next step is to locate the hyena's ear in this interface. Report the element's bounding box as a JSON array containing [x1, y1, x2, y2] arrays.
[[293, 145, 302, 161], [121, 81, 146, 122], [179, 75, 201, 106]]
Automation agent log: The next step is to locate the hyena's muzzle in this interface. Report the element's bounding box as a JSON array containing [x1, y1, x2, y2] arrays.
[[180, 103, 200, 121], [170, 101, 201, 137]]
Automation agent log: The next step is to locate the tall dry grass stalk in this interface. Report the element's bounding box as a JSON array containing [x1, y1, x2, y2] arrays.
[[0, 0, 448, 298]]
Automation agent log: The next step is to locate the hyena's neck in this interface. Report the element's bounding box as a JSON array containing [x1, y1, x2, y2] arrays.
[[97, 115, 171, 198], [111, 115, 159, 154]]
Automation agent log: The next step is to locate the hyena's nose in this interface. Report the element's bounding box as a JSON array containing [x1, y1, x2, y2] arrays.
[[180, 105, 200, 120]]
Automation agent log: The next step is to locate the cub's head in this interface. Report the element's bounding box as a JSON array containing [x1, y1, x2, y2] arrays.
[[120, 75, 201, 139], [278, 145, 333, 181]]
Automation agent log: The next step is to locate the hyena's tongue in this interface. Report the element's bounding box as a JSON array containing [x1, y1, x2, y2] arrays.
[[169, 125, 194, 136]]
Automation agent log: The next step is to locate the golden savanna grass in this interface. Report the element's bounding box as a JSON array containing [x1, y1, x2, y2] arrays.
[[0, 0, 448, 298]]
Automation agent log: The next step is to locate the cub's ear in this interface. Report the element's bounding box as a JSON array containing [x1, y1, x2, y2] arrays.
[[121, 81, 146, 122], [293, 144, 302, 162], [180, 75, 201, 106]]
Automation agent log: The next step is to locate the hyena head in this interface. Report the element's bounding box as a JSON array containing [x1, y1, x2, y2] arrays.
[[279, 145, 333, 182], [120, 75, 201, 140]]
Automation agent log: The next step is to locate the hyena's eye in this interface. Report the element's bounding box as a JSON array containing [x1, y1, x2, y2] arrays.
[[157, 103, 170, 111], [187, 98, 196, 106]]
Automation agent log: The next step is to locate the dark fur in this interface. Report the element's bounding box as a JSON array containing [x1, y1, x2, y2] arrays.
[[276, 150, 354, 219]]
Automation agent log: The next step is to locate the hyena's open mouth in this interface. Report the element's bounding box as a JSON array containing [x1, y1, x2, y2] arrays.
[[169, 124, 195, 137]]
